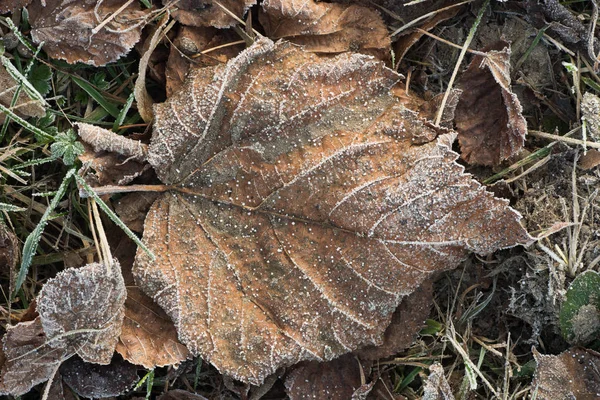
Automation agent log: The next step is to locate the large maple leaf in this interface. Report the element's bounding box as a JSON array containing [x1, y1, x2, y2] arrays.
[[133, 37, 531, 384]]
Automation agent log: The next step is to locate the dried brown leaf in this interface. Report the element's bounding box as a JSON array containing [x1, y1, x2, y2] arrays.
[[165, 26, 242, 97], [260, 0, 390, 60], [116, 286, 191, 369], [134, 38, 531, 384], [0, 317, 67, 396], [422, 363, 455, 400], [0, 0, 32, 13], [36, 260, 126, 365], [356, 280, 432, 360], [60, 355, 138, 398], [455, 41, 527, 166], [579, 149, 600, 170], [158, 389, 210, 400], [582, 92, 600, 142], [285, 354, 372, 400], [78, 143, 150, 187], [532, 347, 600, 400], [77, 123, 148, 162], [115, 192, 160, 233], [0, 64, 45, 123], [167, 0, 256, 28], [28, 0, 148, 66], [0, 219, 19, 294]]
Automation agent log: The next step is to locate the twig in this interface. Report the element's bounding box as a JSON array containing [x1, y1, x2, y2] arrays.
[[390, 0, 473, 37], [529, 129, 600, 149]]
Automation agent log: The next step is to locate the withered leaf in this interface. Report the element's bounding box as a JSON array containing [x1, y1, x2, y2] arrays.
[[77, 123, 148, 162], [36, 260, 126, 365], [157, 389, 210, 400], [60, 355, 138, 398], [78, 143, 150, 187], [0, 64, 45, 123], [167, 0, 256, 29], [455, 42, 527, 166], [260, 0, 390, 60], [285, 354, 372, 400], [422, 363, 455, 400], [116, 286, 191, 368], [28, 0, 148, 66], [0, 0, 32, 13], [532, 347, 600, 400], [135, 37, 531, 385], [0, 219, 19, 295], [356, 280, 432, 360], [115, 193, 160, 233], [0, 317, 68, 396]]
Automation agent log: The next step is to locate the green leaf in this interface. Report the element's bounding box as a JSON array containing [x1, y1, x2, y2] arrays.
[[559, 270, 600, 345], [50, 129, 84, 166], [29, 64, 52, 96]]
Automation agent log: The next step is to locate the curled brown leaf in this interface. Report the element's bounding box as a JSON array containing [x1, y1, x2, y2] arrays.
[[28, 0, 149, 66], [455, 41, 527, 166], [167, 0, 256, 29], [260, 0, 390, 60]]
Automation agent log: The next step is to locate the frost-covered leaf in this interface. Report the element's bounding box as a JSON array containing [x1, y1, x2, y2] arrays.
[[116, 287, 191, 369], [0, 317, 68, 396], [559, 270, 600, 345], [28, 0, 149, 66], [0, 0, 31, 12], [284, 354, 373, 400], [0, 219, 19, 294], [356, 280, 433, 360], [0, 64, 45, 123], [260, 0, 390, 60], [60, 355, 138, 398], [166, 0, 256, 28], [455, 41, 527, 166], [133, 37, 532, 385], [582, 92, 600, 142], [50, 129, 85, 166], [36, 260, 126, 365], [532, 347, 600, 400], [422, 363, 455, 400]]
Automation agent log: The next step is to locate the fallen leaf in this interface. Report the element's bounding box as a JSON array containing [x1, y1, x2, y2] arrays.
[[422, 363, 455, 400], [455, 41, 527, 166], [167, 0, 256, 28], [158, 389, 210, 400], [260, 0, 390, 60], [284, 354, 372, 400], [116, 286, 191, 369], [60, 355, 138, 398], [0, 0, 32, 13], [0, 64, 45, 123], [77, 143, 151, 187], [114, 193, 160, 233], [133, 37, 531, 385], [165, 26, 242, 97], [356, 280, 433, 360], [0, 219, 19, 294], [28, 0, 149, 66], [77, 123, 148, 162], [0, 317, 67, 396], [36, 260, 126, 365], [532, 347, 600, 400], [579, 149, 600, 170], [582, 92, 600, 142]]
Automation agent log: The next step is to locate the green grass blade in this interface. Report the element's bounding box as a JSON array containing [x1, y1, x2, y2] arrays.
[[72, 75, 120, 118], [113, 91, 136, 131], [0, 202, 27, 212], [0, 102, 54, 141], [14, 168, 76, 298]]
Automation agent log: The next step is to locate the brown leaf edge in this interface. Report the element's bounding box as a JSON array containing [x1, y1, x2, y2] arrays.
[[455, 41, 527, 166]]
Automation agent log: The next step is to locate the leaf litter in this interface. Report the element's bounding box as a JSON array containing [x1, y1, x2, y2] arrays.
[[7, 1, 593, 397]]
